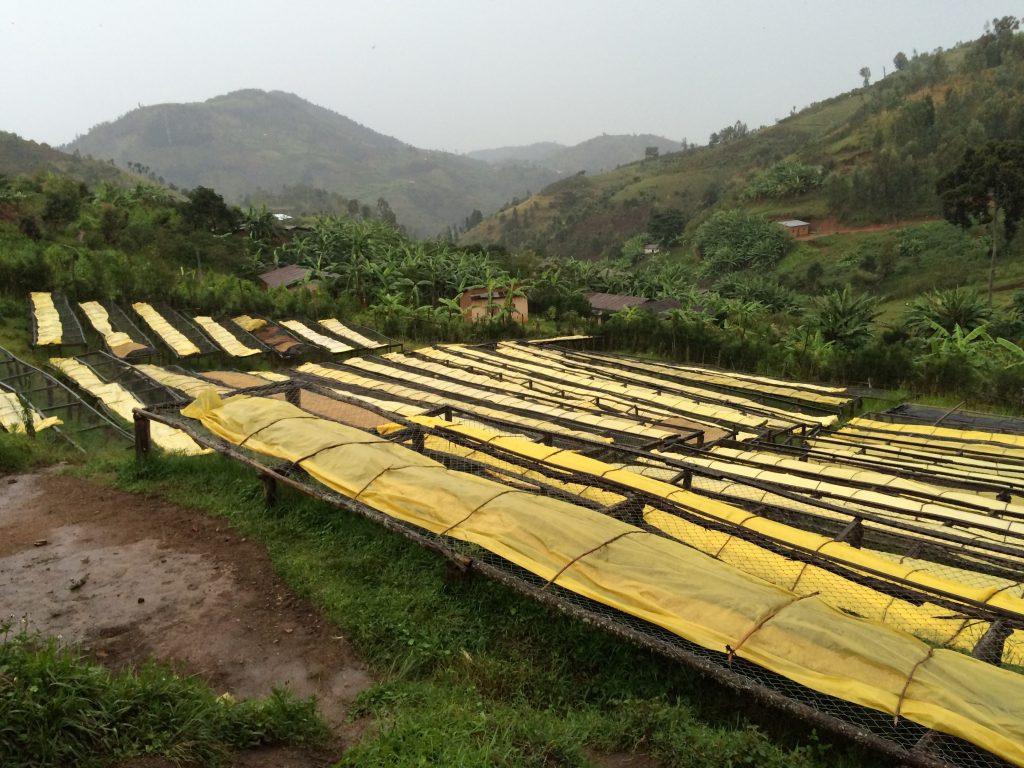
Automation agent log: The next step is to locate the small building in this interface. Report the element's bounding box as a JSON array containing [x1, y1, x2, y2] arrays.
[[585, 292, 648, 316], [586, 292, 682, 318], [459, 289, 529, 323], [643, 243, 661, 255], [257, 264, 312, 291], [776, 219, 811, 238]]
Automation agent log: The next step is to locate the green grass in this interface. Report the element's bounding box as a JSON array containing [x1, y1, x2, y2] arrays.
[[73, 451, 884, 768], [0, 625, 327, 768], [0, 430, 77, 475]]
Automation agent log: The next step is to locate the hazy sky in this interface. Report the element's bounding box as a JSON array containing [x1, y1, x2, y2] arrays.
[[1, 1, 1014, 153]]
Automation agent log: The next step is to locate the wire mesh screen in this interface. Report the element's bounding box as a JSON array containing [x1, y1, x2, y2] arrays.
[[0, 347, 130, 447]]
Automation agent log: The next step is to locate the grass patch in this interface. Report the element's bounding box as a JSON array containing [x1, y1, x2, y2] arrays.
[[0, 625, 327, 768], [78, 451, 886, 767], [0, 430, 76, 475]]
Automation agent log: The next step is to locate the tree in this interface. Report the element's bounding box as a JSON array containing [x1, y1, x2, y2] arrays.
[[859, 66, 871, 87], [648, 208, 687, 245], [936, 139, 1024, 305], [893, 51, 909, 71], [808, 287, 879, 349], [181, 186, 238, 233]]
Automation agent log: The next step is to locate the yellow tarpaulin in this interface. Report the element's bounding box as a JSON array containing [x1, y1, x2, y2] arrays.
[[181, 392, 1024, 766], [319, 318, 385, 349], [30, 292, 62, 346], [194, 316, 260, 357], [0, 391, 62, 433], [398, 416, 1024, 662], [78, 301, 144, 358], [132, 303, 201, 357], [50, 357, 207, 455], [281, 320, 353, 354]]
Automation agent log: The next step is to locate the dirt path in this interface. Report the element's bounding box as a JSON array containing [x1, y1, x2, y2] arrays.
[[0, 469, 374, 766]]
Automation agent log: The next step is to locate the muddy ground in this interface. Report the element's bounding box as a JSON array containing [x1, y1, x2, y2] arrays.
[[0, 469, 373, 767]]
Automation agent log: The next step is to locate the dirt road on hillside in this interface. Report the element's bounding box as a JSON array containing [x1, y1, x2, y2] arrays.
[[0, 470, 373, 767]]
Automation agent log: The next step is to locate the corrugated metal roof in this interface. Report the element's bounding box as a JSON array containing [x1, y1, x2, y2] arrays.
[[586, 292, 647, 312], [258, 264, 310, 288], [776, 219, 809, 227]]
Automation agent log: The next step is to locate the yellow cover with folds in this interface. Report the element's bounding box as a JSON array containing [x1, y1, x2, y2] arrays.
[[182, 392, 1024, 766], [78, 301, 136, 354], [30, 292, 63, 345], [319, 318, 385, 349], [0, 391, 62, 433], [193, 316, 260, 357], [50, 358, 207, 455], [133, 364, 231, 400], [132, 303, 201, 357], [233, 315, 267, 332], [280, 320, 353, 354], [846, 416, 1024, 449], [397, 417, 1024, 663]]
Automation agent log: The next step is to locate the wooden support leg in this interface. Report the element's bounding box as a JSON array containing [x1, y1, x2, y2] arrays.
[[134, 412, 151, 460], [260, 473, 277, 506]]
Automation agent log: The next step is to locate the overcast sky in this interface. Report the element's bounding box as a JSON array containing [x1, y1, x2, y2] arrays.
[[1, 1, 1014, 154]]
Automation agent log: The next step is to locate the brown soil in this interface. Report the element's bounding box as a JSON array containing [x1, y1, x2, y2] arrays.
[[801, 216, 941, 240], [0, 469, 373, 767]]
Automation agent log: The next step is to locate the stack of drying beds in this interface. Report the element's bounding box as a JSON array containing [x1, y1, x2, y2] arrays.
[[293, 341, 844, 448], [133, 370, 1024, 768]]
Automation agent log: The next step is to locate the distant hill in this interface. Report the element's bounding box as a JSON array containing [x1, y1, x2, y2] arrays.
[[0, 131, 144, 188], [464, 21, 1024, 261], [467, 134, 681, 175], [66, 89, 558, 235]]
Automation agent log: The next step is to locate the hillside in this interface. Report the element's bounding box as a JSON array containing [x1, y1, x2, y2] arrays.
[[463, 21, 1024, 266], [467, 134, 681, 175], [0, 131, 148, 189], [66, 89, 558, 236]]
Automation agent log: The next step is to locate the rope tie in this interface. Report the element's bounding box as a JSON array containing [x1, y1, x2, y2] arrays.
[[439, 489, 520, 537], [894, 647, 935, 725], [542, 530, 644, 591], [788, 540, 832, 592], [238, 415, 319, 449], [352, 463, 421, 500], [726, 592, 819, 664]]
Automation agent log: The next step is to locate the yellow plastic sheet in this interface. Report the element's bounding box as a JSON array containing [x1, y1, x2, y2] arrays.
[[132, 303, 201, 357], [281, 320, 353, 354], [133, 364, 231, 400], [50, 357, 207, 455], [78, 301, 143, 358], [233, 315, 267, 332], [0, 391, 62, 433], [402, 417, 1024, 659], [194, 316, 260, 357], [502, 342, 836, 428], [30, 292, 62, 346], [182, 393, 1024, 766], [319, 318, 385, 349]]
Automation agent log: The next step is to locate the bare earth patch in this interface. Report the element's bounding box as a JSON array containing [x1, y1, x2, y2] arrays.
[[0, 470, 374, 766]]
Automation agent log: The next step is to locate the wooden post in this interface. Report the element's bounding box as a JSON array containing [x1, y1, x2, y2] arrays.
[[260, 473, 277, 506], [134, 412, 151, 459]]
